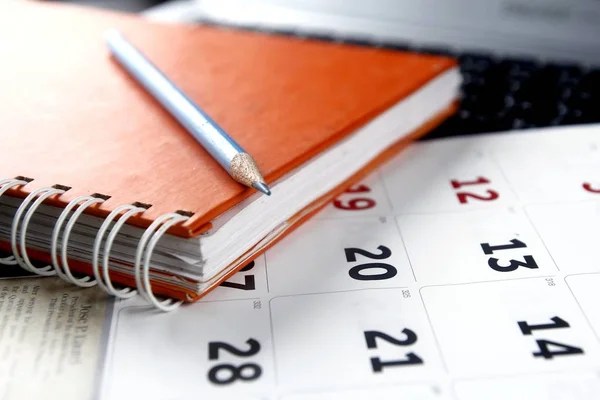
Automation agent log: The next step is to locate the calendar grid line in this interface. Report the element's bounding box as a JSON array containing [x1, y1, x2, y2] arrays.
[[450, 366, 600, 383], [564, 276, 600, 344], [266, 299, 279, 387], [415, 286, 450, 375], [375, 164, 398, 216], [390, 206, 521, 218], [488, 151, 521, 202], [381, 198, 600, 221], [194, 296, 263, 304], [263, 253, 272, 294], [376, 166, 419, 283], [417, 274, 559, 289], [564, 272, 600, 278], [391, 216, 417, 283], [521, 207, 562, 272], [376, 169, 395, 213], [314, 214, 392, 222], [275, 378, 447, 398], [520, 198, 600, 209], [266, 285, 412, 299]]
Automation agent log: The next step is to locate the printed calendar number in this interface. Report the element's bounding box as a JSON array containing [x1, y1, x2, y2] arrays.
[[582, 182, 600, 193], [364, 329, 423, 372], [450, 177, 491, 189], [220, 261, 256, 291], [344, 245, 397, 281], [518, 316, 570, 335], [450, 176, 499, 204], [480, 238, 539, 272], [207, 338, 262, 385], [333, 184, 376, 211], [208, 364, 262, 385], [516, 316, 584, 360]]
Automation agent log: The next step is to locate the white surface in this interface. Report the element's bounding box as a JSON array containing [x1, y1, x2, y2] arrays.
[[99, 123, 600, 399]]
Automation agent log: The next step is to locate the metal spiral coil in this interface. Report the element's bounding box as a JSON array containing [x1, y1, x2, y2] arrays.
[[0, 178, 189, 312]]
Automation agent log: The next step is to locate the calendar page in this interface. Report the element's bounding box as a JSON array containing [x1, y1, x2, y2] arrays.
[[94, 123, 600, 399]]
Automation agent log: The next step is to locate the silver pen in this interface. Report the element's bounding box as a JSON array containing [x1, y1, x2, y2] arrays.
[[105, 30, 271, 196]]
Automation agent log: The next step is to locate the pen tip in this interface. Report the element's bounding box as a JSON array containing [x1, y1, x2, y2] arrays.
[[253, 182, 271, 196]]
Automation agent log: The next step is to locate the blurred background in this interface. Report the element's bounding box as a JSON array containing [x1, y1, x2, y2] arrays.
[[46, 0, 600, 139], [49, 0, 168, 12]]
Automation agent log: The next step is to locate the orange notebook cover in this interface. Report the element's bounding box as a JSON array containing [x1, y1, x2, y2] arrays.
[[0, 1, 459, 307]]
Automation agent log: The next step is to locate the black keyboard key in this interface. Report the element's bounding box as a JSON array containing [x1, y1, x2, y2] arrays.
[[501, 58, 541, 77], [458, 53, 495, 73], [580, 69, 600, 90], [420, 49, 600, 139], [547, 63, 584, 83]]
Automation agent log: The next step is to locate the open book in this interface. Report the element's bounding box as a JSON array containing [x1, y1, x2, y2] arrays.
[[0, 1, 460, 310]]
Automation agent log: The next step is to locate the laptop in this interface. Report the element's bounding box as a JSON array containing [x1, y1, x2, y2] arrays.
[[144, 0, 600, 139]]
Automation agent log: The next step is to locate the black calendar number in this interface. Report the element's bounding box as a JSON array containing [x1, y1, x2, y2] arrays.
[[208, 338, 260, 359], [533, 340, 584, 359], [345, 246, 391, 262], [516, 316, 584, 360], [207, 338, 262, 385], [481, 239, 526, 254], [488, 255, 538, 272], [208, 363, 262, 385], [480, 238, 539, 272], [365, 329, 417, 348], [220, 261, 256, 290], [364, 329, 423, 373], [239, 261, 255, 273], [344, 245, 397, 281], [518, 316, 570, 335]]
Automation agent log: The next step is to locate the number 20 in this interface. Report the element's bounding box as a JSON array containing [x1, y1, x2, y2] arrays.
[[344, 245, 397, 281]]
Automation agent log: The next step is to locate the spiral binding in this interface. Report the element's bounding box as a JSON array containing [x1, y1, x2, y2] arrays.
[[0, 178, 190, 312]]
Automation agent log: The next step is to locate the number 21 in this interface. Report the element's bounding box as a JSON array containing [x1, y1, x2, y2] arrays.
[[364, 329, 423, 372]]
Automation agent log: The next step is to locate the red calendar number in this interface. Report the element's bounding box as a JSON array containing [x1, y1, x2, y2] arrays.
[[450, 176, 499, 204], [333, 184, 376, 210], [582, 182, 600, 193]]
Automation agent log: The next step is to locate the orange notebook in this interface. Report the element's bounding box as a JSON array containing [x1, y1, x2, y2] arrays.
[[0, 0, 460, 310]]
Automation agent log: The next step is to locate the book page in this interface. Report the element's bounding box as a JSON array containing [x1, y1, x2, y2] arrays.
[[95, 123, 600, 399], [0, 270, 111, 400]]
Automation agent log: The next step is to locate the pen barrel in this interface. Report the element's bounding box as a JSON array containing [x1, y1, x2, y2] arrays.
[[105, 31, 243, 169]]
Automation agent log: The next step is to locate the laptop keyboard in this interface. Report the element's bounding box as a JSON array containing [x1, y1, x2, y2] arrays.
[[425, 51, 600, 139]]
